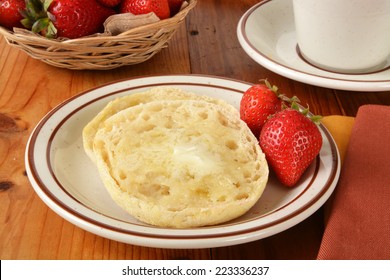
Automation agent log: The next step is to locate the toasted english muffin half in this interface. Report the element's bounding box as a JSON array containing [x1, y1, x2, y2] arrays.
[[83, 87, 237, 162], [92, 99, 268, 228]]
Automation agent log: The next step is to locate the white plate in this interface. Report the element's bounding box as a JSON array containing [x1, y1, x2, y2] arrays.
[[25, 74, 340, 249], [237, 0, 390, 92]]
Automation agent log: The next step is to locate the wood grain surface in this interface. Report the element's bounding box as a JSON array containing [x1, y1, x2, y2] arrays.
[[0, 0, 389, 260]]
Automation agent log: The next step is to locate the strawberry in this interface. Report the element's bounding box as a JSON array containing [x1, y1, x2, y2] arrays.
[[0, 0, 26, 30], [22, 0, 115, 39], [168, 0, 183, 16], [259, 103, 323, 187], [120, 0, 170, 20], [240, 80, 295, 138], [97, 0, 122, 8]]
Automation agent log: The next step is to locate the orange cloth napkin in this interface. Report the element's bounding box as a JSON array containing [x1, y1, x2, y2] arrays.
[[317, 105, 390, 260]]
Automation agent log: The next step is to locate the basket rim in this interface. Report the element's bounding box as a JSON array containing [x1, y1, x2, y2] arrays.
[[0, 0, 197, 44]]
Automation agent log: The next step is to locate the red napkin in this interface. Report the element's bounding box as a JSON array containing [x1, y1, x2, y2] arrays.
[[317, 105, 390, 260]]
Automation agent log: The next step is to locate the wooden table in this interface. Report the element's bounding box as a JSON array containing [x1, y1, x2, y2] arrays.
[[0, 0, 389, 260]]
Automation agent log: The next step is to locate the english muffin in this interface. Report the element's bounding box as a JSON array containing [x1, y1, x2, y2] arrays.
[[92, 99, 268, 228], [82, 87, 237, 162]]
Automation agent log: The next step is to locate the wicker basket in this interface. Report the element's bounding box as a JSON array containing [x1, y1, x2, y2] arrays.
[[0, 0, 197, 70]]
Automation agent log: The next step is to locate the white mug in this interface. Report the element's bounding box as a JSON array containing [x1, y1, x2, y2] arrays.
[[293, 0, 390, 74]]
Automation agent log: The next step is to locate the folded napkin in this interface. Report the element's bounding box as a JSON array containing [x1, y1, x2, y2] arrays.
[[317, 105, 390, 260]]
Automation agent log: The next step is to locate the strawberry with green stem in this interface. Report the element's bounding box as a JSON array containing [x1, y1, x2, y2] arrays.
[[259, 102, 323, 187], [21, 0, 115, 39], [240, 79, 298, 138]]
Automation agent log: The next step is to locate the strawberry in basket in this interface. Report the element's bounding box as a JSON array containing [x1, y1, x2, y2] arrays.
[[120, 0, 170, 20], [168, 0, 184, 16], [21, 0, 115, 39], [0, 0, 26, 30], [97, 0, 122, 8]]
